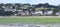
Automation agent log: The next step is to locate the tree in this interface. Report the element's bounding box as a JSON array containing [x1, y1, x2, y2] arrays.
[[44, 3, 49, 8], [5, 3, 12, 6], [52, 4, 60, 16], [0, 3, 4, 6], [4, 3, 13, 9], [15, 3, 21, 7], [23, 3, 31, 6], [52, 8, 60, 16]]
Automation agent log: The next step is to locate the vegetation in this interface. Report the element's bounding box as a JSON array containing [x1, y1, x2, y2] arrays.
[[0, 16, 60, 24], [0, 3, 60, 16]]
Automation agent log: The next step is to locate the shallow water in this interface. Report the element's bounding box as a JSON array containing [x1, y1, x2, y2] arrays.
[[0, 24, 60, 27]]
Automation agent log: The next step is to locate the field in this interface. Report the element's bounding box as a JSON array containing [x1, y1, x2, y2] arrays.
[[0, 16, 60, 24]]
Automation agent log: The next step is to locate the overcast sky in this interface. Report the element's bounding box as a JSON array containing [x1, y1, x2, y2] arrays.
[[0, 0, 60, 5]]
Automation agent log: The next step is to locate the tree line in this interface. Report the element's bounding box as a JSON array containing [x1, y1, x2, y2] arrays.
[[0, 3, 60, 16]]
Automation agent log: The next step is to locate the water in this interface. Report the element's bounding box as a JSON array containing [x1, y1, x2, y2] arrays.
[[0, 24, 60, 27]]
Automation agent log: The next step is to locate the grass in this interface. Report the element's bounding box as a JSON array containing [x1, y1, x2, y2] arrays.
[[0, 16, 60, 24]]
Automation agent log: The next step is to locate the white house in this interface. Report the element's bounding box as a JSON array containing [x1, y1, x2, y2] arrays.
[[56, 12, 60, 16], [44, 10, 53, 16], [31, 11, 43, 16]]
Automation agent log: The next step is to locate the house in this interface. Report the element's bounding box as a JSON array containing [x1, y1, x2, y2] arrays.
[[44, 10, 53, 16], [0, 4, 16, 16], [32, 11, 43, 16], [16, 4, 32, 16], [56, 12, 60, 16]]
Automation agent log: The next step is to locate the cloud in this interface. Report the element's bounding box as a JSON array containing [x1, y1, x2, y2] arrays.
[[0, 0, 60, 5]]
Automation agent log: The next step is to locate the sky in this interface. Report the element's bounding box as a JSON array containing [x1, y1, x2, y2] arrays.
[[0, 0, 60, 6]]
